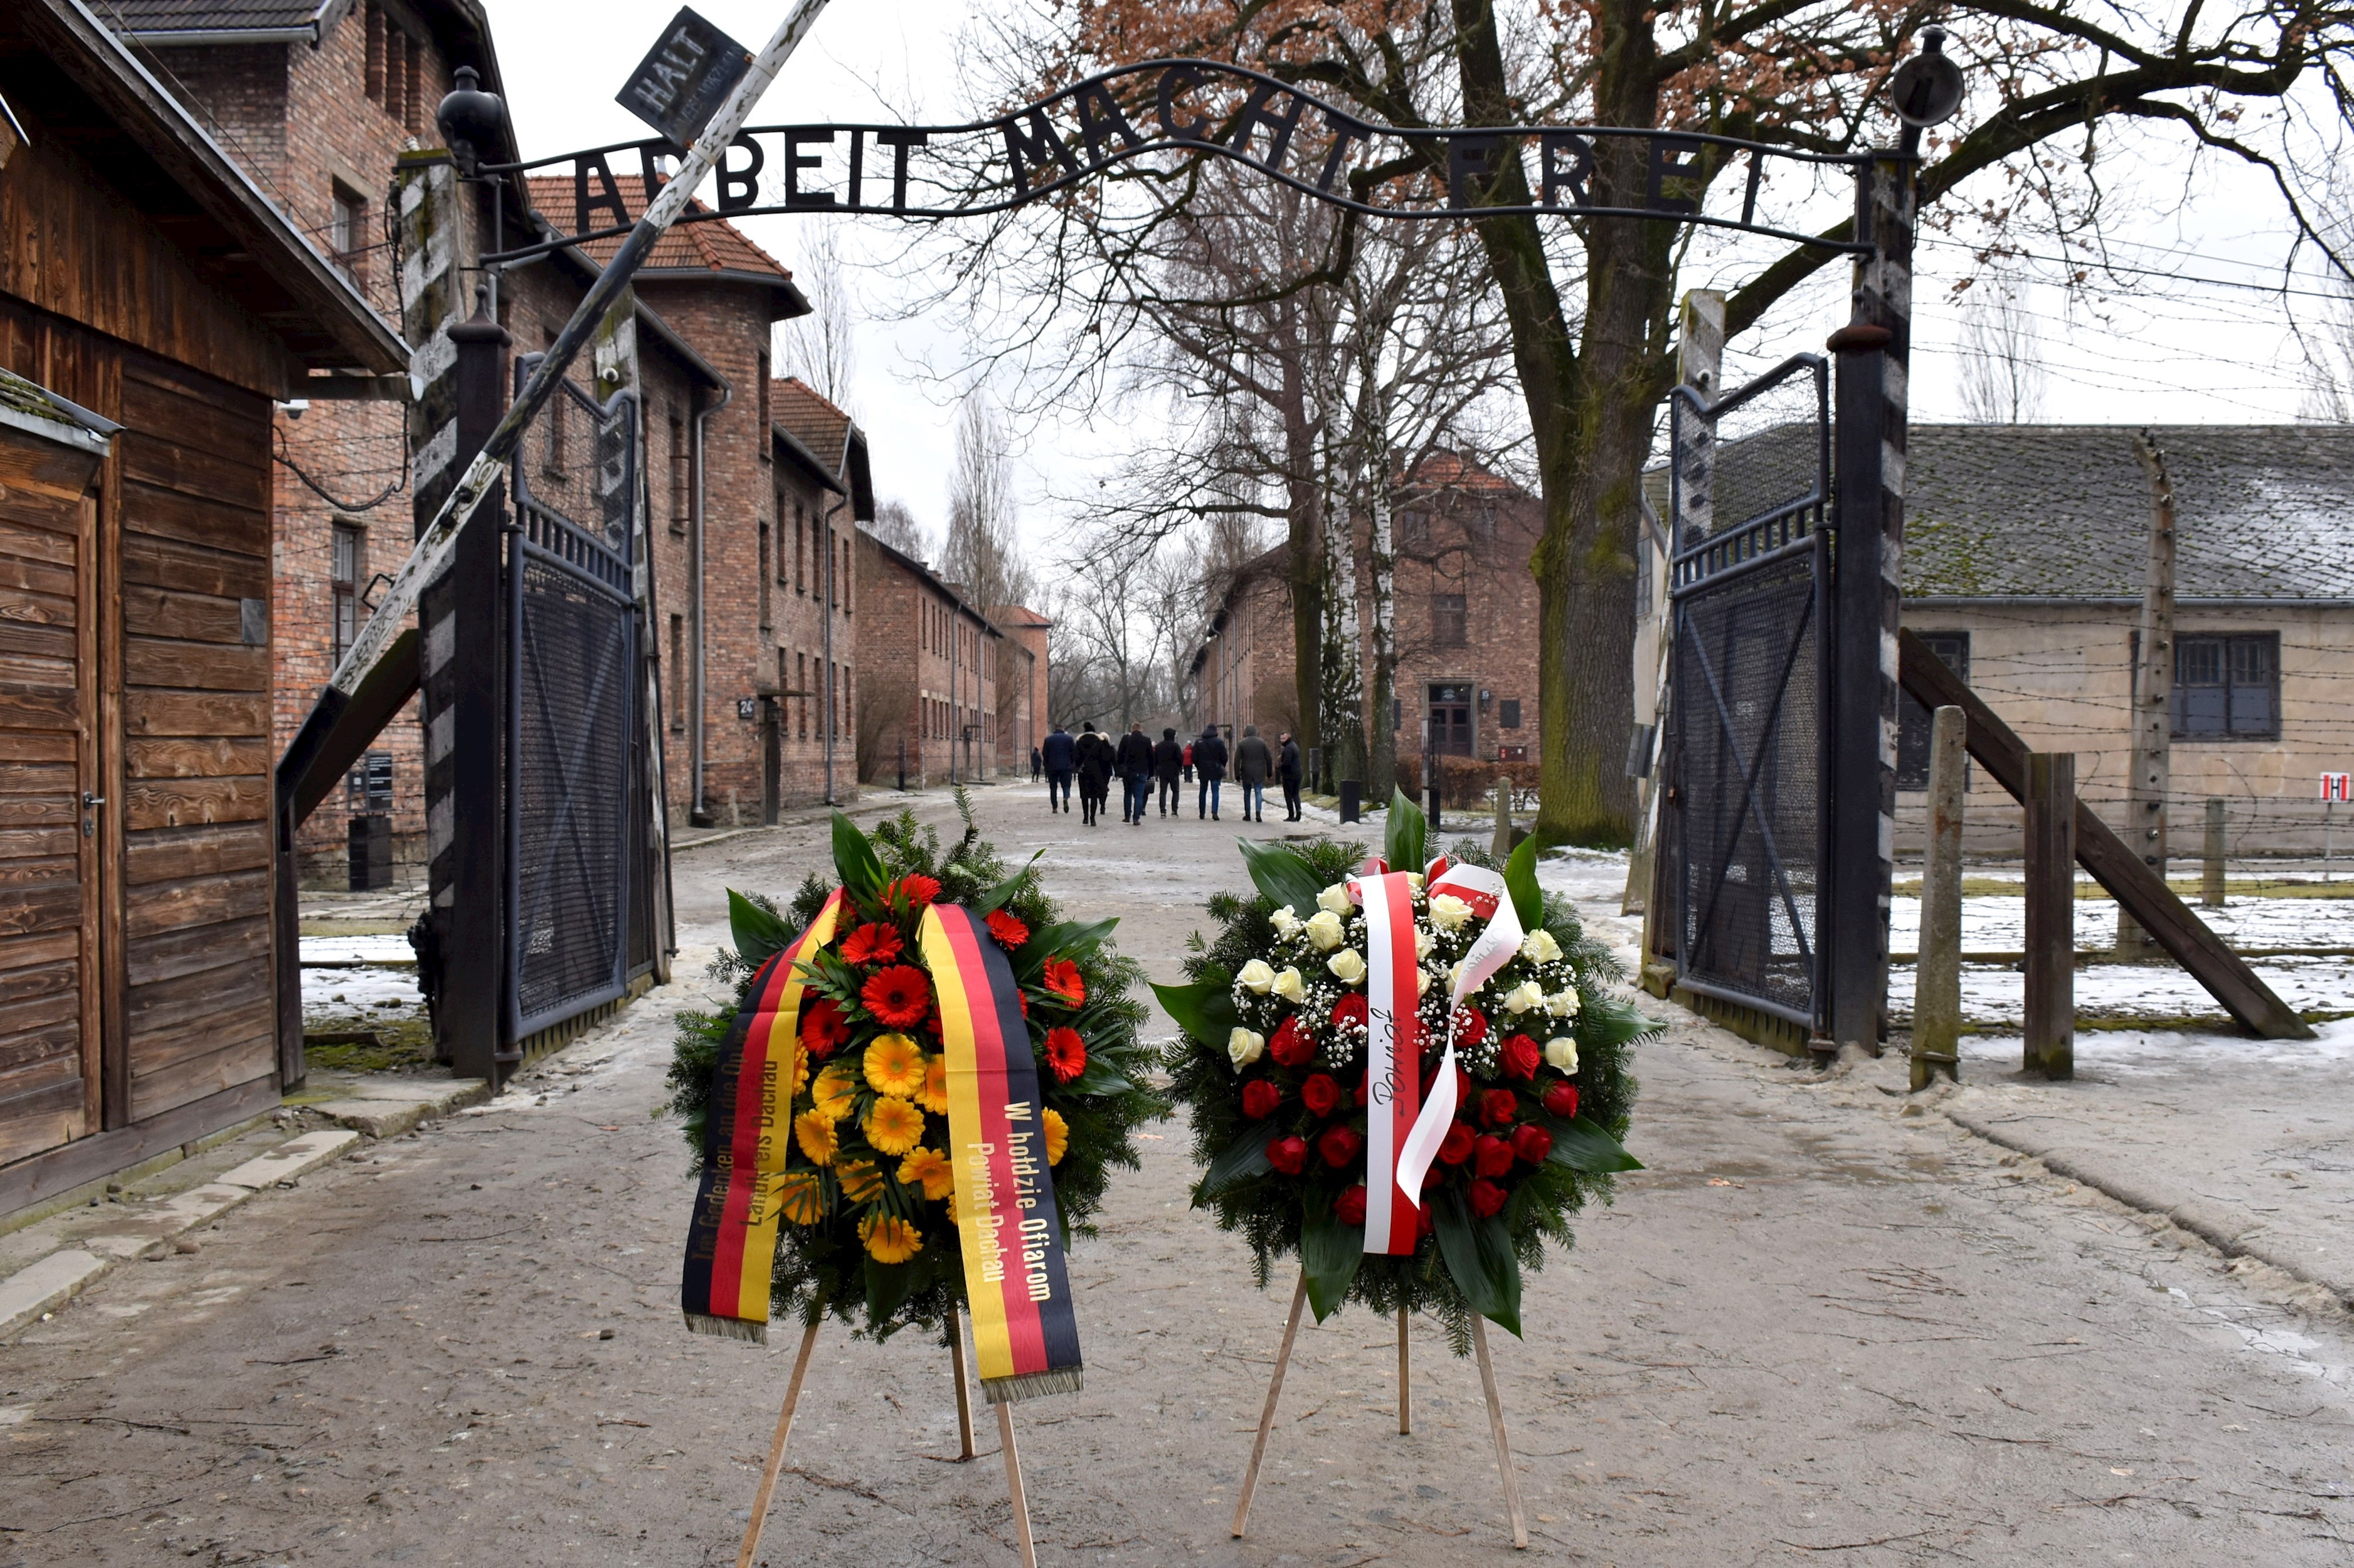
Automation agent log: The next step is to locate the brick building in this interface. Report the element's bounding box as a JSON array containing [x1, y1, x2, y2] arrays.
[[856, 533, 1007, 788], [1190, 452, 1544, 777], [753, 377, 868, 817], [993, 604, 1049, 772]]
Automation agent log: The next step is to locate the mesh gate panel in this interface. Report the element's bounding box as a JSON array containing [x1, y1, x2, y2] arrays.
[[510, 553, 634, 1032], [1672, 544, 1824, 1026]]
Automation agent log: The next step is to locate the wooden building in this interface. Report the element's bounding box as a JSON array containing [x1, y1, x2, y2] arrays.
[[0, 0, 405, 1215]]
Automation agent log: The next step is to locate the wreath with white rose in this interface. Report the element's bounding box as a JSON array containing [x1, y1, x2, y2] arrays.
[[1157, 792, 1651, 1347]]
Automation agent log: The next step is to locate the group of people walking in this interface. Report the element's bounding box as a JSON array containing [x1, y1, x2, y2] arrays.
[[1036, 721, 1304, 826]]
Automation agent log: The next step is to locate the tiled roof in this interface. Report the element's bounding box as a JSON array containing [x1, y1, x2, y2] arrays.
[[1902, 425, 2354, 601], [1407, 448, 1524, 495], [774, 377, 850, 471], [103, 0, 325, 31], [523, 175, 795, 289]]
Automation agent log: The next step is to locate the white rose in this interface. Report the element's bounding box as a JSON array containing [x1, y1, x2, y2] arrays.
[[1228, 1027, 1266, 1068], [1406, 872, 1425, 891], [1520, 929, 1563, 964], [1414, 927, 1434, 961], [1304, 910, 1346, 951], [1317, 883, 1354, 915], [1270, 966, 1306, 1003], [1447, 960, 1464, 991], [1545, 987, 1582, 1018], [1327, 949, 1367, 985], [1544, 1037, 1579, 1073], [1417, 967, 1433, 996], [1502, 980, 1546, 1015], [1270, 906, 1301, 937], [1429, 894, 1472, 931], [1237, 959, 1276, 995]]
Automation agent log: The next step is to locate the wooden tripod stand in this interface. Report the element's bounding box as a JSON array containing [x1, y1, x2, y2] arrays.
[[1230, 1269, 1528, 1550], [733, 1305, 1038, 1567]]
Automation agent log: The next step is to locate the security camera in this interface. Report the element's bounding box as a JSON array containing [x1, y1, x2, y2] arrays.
[[281, 399, 310, 421]]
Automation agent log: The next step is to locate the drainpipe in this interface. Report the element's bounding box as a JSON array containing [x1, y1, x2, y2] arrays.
[[690, 382, 730, 824], [822, 490, 844, 805]]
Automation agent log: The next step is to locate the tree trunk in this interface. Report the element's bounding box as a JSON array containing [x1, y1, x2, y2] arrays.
[[1364, 386, 1398, 807], [1279, 349, 1326, 785]]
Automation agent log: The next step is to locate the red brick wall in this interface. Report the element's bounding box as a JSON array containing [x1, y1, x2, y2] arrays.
[[855, 537, 1002, 788]]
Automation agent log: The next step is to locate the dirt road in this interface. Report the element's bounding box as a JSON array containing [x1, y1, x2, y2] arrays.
[[6, 784, 2351, 1565]]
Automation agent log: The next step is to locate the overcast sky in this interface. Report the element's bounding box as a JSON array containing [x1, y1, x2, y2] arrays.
[[481, 0, 2344, 560]]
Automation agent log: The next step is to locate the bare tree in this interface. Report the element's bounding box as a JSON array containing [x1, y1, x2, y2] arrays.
[[939, 394, 1035, 611], [1957, 284, 2046, 423], [865, 498, 932, 562], [776, 219, 858, 414]]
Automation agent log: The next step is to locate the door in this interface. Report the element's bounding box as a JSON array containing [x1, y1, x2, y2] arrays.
[[0, 426, 104, 1165], [1428, 684, 1474, 757], [760, 694, 780, 826]]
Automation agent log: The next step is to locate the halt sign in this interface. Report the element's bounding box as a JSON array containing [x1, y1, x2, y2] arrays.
[[2324, 773, 2352, 802], [616, 7, 752, 151]]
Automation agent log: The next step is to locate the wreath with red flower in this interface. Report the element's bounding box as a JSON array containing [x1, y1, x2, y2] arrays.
[[1158, 792, 1651, 1346], [668, 797, 1164, 1339]]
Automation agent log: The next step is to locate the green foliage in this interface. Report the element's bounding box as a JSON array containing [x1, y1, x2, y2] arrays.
[[666, 797, 1167, 1346], [1384, 786, 1427, 873], [1161, 832, 1651, 1347], [1237, 838, 1326, 918]]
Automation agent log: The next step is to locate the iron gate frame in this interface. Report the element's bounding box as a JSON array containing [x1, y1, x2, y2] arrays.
[[1665, 354, 1835, 1033], [505, 361, 642, 1043]]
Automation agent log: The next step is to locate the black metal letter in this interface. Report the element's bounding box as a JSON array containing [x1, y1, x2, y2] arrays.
[[1539, 131, 1591, 208], [718, 131, 768, 211], [1229, 79, 1305, 168], [1647, 134, 1705, 215], [1155, 63, 1212, 142], [1446, 134, 1502, 211], [1003, 108, 1078, 195], [1314, 108, 1367, 192], [875, 128, 927, 211], [575, 153, 630, 237], [784, 127, 836, 207], [1073, 81, 1143, 164]]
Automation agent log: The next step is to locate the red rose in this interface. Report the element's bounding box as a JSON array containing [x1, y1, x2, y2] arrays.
[[1437, 1121, 1475, 1166], [1044, 1026, 1086, 1084], [1301, 1073, 1340, 1116], [1498, 1033, 1542, 1081], [1353, 1074, 1368, 1107], [1041, 958, 1086, 1005], [1317, 1125, 1363, 1168], [1470, 1178, 1508, 1218], [1267, 1136, 1309, 1175], [1472, 1134, 1514, 1178], [1417, 1204, 1436, 1238], [1541, 1082, 1580, 1120], [1420, 1160, 1441, 1191], [800, 996, 851, 1059], [1334, 1184, 1367, 1226], [1330, 993, 1369, 1032], [884, 874, 941, 910], [1511, 1124, 1553, 1165], [861, 965, 932, 1028], [1241, 1079, 1282, 1120], [986, 909, 1029, 949], [1268, 1015, 1315, 1068], [1452, 1006, 1489, 1049], [838, 922, 903, 966], [1479, 1088, 1520, 1128]]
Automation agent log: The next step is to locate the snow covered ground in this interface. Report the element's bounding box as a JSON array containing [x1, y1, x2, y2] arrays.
[[1890, 892, 2354, 953], [298, 933, 422, 1016]]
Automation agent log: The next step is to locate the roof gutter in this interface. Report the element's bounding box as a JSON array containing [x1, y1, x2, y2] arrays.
[[1906, 596, 2354, 610], [124, 25, 319, 44]]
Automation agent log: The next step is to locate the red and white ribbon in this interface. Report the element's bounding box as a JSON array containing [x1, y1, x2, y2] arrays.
[[1348, 869, 1424, 1254], [1393, 863, 1524, 1202]]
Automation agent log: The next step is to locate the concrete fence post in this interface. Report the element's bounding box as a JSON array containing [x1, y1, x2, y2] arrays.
[[2022, 752, 2075, 1080], [1911, 706, 1965, 1091], [2203, 798, 2227, 908]]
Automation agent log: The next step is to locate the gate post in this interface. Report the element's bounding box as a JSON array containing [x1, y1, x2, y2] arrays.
[[422, 297, 511, 1086], [2022, 752, 2076, 1079], [1825, 149, 1915, 1055]]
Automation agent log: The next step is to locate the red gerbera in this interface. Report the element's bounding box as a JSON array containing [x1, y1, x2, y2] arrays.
[[1044, 1026, 1086, 1084], [1334, 1184, 1368, 1226], [1541, 1081, 1580, 1120], [1041, 958, 1086, 1005], [1300, 1073, 1340, 1116], [1498, 1033, 1542, 1081], [1473, 1133, 1514, 1178], [1267, 1135, 1309, 1175], [1317, 1125, 1363, 1168], [1267, 1015, 1314, 1068], [1241, 1079, 1283, 1120], [883, 874, 941, 910], [861, 965, 931, 1028], [800, 996, 851, 1059], [838, 922, 903, 966], [1330, 993, 1369, 1032], [1469, 1178, 1508, 1218], [986, 909, 1030, 948]]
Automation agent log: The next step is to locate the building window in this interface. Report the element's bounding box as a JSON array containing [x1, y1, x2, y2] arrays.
[[1398, 511, 1428, 550], [841, 535, 852, 613], [797, 652, 808, 738], [1432, 592, 1468, 648], [2175, 632, 2279, 739], [1895, 632, 1970, 788], [1499, 698, 1522, 730], [669, 413, 688, 534], [328, 183, 366, 280], [758, 521, 772, 631], [402, 33, 424, 134], [757, 352, 771, 461], [794, 507, 806, 593], [331, 522, 364, 661], [669, 615, 686, 731]]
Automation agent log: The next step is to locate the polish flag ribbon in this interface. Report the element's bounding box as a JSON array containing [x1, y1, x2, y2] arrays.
[[1393, 863, 1524, 1204], [1347, 868, 1423, 1255]]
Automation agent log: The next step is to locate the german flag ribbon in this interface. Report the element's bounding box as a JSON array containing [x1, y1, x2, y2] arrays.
[[919, 904, 1084, 1404], [681, 889, 844, 1342]]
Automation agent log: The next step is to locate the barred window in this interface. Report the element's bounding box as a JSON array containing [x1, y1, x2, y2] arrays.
[[1896, 631, 1969, 788], [331, 523, 364, 662], [2174, 633, 2278, 739], [1432, 592, 1468, 647]]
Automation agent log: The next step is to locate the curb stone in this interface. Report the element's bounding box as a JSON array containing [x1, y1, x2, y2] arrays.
[[310, 1079, 490, 1138], [0, 1250, 106, 1338]]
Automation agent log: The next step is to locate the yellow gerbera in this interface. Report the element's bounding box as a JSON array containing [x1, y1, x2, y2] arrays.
[[863, 1095, 926, 1157], [775, 1170, 825, 1226], [793, 1108, 838, 1166], [898, 1146, 955, 1202], [1043, 1107, 1068, 1166], [776, 1037, 810, 1097], [837, 1158, 884, 1203], [863, 1033, 928, 1099], [917, 1052, 950, 1115], [811, 1062, 859, 1123], [860, 1213, 924, 1264]]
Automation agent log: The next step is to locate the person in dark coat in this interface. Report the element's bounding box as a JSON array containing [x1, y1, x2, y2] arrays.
[[1114, 722, 1155, 825], [1040, 723, 1076, 813], [1276, 730, 1304, 822], [1152, 727, 1184, 817], [1233, 724, 1274, 822], [1193, 724, 1229, 820], [1073, 722, 1114, 827], [1030, 745, 1042, 783]]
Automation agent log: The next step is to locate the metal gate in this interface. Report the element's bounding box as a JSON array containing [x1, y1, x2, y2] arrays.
[[1666, 356, 1832, 1030], [506, 360, 641, 1040]]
